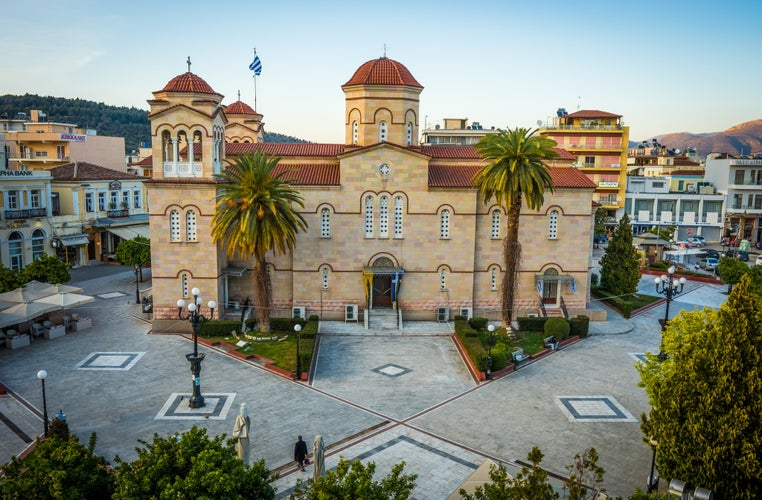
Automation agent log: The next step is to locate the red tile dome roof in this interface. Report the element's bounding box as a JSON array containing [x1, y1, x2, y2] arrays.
[[342, 57, 422, 88], [225, 101, 257, 114], [160, 72, 217, 94]]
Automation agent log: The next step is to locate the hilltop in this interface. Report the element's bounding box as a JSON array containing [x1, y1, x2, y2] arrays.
[[639, 119, 762, 157]]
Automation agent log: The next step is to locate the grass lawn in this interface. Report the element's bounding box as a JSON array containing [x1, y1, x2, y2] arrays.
[[205, 333, 315, 372]]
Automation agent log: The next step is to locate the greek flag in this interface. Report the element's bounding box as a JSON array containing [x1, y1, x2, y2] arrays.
[[537, 279, 543, 294], [571, 279, 576, 293], [249, 54, 262, 76]]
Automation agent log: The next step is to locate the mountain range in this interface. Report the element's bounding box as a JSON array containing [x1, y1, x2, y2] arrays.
[[632, 119, 762, 158]]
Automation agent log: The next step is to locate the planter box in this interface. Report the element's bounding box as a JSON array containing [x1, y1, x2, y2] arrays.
[[6, 334, 31, 349], [44, 325, 66, 339], [71, 318, 92, 331]]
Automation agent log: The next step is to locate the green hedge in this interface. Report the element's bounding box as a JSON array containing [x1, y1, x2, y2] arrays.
[[468, 317, 488, 331], [517, 316, 548, 331], [569, 315, 589, 338], [199, 320, 241, 337], [455, 318, 478, 337], [544, 317, 570, 339]]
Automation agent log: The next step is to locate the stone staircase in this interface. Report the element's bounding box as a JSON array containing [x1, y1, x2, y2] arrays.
[[543, 307, 565, 318], [368, 308, 399, 330]]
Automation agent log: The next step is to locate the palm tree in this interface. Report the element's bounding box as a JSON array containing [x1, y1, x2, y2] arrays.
[[473, 127, 558, 326], [211, 151, 307, 332]]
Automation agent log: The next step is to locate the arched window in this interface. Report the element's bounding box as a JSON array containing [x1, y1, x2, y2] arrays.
[[193, 131, 203, 161], [170, 209, 181, 241], [181, 273, 189, 297], [320, 207, 331, 238], [8, 231, 23, 270], [186, 210, 197, 241], [352, 121, 359, 145], [364, 195, 374, 238], [379, 195, 389, 238], [177, 131, 189, 161], [321, 266, 329, 290], [440, 209, 450, 239], [440, 268, 447, 290], [393, 196, 403, 238], [490, 267, 498, 291], [162, 130, 172, 161], [378, 121, 387, 142], [491, 210, 501, 238], [32, 229, 45, 260], [406, 122, 413, 145], [548, 209, 559, 239]]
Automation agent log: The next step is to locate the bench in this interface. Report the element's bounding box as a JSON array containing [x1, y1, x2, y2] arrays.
[[512, 348, 531, 364], [543, 336, 559, 351]]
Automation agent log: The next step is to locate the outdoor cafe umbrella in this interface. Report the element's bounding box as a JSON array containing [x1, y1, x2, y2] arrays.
[[232, 403, 250, 463], [0, 301, 59, 329], [35, 291, 94, 311], [313, 435, 325, 482], [0, 281, 83, 304]]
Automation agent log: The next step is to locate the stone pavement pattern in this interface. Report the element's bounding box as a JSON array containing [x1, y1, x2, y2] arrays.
[[0, 264, 729, 499]]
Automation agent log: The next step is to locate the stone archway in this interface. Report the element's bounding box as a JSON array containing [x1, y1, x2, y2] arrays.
[[542, 268, 559, 306], [372, 257, 394, 308]]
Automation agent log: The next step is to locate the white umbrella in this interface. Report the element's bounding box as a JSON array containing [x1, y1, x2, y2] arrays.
[[0, 301, 59, 329], [232, 403, 250, 463], [313, 435, 325, 482], [35, 292, 94, 309], [0, 281, 83, 304]]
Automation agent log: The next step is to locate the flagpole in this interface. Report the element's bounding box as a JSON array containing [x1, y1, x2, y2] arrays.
[[253, 47, 258, 111]]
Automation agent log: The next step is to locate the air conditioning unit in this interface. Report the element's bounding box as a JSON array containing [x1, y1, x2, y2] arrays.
[[345, 304, 358, 322], [437, 307, 449, 322], [459, 307, 472, 320], [292, 307, 306, 319], [527, 313, 539, 318]]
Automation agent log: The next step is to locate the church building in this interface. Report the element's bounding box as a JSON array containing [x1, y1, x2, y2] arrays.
[[145, 57, 598, 330]]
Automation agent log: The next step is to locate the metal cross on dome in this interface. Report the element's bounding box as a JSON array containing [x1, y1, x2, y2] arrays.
[[187, 56, 191, 72]]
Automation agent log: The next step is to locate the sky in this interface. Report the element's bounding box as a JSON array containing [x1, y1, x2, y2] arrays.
[[2, 0, 762, 144]]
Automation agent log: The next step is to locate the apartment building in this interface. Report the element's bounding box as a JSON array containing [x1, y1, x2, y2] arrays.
[[704, 153, 762, 244]]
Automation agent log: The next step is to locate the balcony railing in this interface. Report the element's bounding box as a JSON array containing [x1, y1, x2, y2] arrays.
[[4, 209, 30, 219], [107, 209, 130, 218], [543, 124, 623, 131], [29, 208, 47, 217]]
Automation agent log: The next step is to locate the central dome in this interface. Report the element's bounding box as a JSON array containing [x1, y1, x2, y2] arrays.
[[160, 72, 217, 94], [342, 57, 423, 88]]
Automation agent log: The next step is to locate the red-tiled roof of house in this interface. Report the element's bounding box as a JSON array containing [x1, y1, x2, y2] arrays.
[[342, 57, 423, 88], [672, 158, 701, 167], [225, 142, 346, 157], [272, 164, 340, 186], [417, 145, 480, 159], [566, 109, 622, 119], [428, 165, 596, 189], [159, 72, 217, 94], [225, 101, 258, 115], [669, 169, 705, 176], [50, 162, 146, 181]]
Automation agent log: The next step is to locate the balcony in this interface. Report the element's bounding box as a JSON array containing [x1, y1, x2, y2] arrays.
[[543, 124, 623, 131], [107, 209, 130, 218], [29, 208, 47, 217], [4, 209, 29, 219]]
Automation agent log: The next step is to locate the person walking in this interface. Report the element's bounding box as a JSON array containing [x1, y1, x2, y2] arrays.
[[294, 435, 308, 471]]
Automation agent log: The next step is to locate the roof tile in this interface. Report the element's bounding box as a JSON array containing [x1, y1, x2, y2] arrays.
[[342, 57, 423, 88], [50, 162, 146, 181], [159, 72, 217, 94]]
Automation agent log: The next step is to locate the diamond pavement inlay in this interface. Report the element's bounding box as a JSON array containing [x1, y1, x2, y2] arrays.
[[372, 363, 412, 377], [75, 352, 146, 371], [155, 393, 236, 420], [97, 292, 126, 299], [629, 353, 648, 363], [556, 396, 637, 422]]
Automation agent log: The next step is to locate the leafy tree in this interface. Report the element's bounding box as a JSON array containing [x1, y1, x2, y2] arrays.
[[459, 447, 557, 500], [563, 448, 606, 500], [291, 457, 417, 499], [638, 274, 762, 498], [211, 151, 307, 332], [21, 253, 71, 284], [598, 214, 640, 297], [593, 207, 608, 240], [0, 432, 114, 499], [474, 127, 558, 325], [112, 426, 275, 500], [717, 255, 750, 293], [114, 236, 151, 282], [0, 262, 22, 292]]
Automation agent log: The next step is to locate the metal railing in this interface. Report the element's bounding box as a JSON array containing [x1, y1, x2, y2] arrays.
[[560, 296, 569, 320]]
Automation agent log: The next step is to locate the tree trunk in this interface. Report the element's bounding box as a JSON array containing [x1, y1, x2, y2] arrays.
[[502, 197, 523, 325], [253, 257, 271, 333]]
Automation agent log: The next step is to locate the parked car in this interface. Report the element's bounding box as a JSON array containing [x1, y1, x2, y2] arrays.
[[698, 257, 719, 270], [724, 250, 749, 261], [756, 255, 762, 266], [593, 234, 608, 245], [722, 237, 741, 247], [701, 248, 720, 259], [688, 237, 705, 247]]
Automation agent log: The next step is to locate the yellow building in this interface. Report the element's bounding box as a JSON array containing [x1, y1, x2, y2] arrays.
[[539, 109, 629, 222], [146, 57, 598, 330]]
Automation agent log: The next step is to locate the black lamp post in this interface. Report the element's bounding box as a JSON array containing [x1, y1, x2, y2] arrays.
[[133, 265, 140, 304], [486, 324, 495, 380], [36, 370, 48, 437], [294, 323, 302, 381], [177, 288, 216, 408], [647, 438, 658, 493], [654, 265, 686, 359]]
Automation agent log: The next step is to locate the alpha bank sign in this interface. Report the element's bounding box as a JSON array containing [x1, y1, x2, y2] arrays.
[[60, 133, 87, 142], [0, 170, 49, 178]]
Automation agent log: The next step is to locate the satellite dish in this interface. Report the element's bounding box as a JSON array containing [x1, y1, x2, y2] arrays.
[[537, 120, 543, 126]]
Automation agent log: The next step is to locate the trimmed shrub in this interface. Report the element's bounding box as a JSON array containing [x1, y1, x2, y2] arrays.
[[455, 318, 478, 337], [270, 318, 306, 332], [569, 315, 590, 338], [199, 320, 241, 337], [590, 273, 599, 286], [544, 317, 570, 340], [468, 317, 488, 332], [490, 342, 508, 371], [308, 314, 320, 321], [517, 316, 548, 332]]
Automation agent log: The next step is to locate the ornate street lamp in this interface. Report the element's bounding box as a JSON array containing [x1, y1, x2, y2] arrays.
[[133, 265, 140, 304], [294, 323, 302, 381], [36, 370, 49, 437], [654, 265, 686, 359], [486, 324, 495, 380], [177, 288, 216, 408], [647, 438, 658, 493]]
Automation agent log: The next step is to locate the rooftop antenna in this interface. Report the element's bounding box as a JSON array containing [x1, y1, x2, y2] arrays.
[[577, 96, 581, 111], [383, 44, 387, 57], [237, 90, 241, 101], [186, 56, 191, 72]]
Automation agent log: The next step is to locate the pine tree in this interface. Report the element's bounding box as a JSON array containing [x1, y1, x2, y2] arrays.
[[598, 213, 641, 297]]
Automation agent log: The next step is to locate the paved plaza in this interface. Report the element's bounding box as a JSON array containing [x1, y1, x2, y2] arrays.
[[0, 262, 729, 498]]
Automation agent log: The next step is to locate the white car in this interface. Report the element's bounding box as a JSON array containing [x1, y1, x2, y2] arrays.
[[688, 237, 705, 247], [756, 255, 762, 266], [698, 257, 719, 270]]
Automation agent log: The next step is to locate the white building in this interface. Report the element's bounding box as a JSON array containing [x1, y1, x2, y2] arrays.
[[704, 153, 762, 244]]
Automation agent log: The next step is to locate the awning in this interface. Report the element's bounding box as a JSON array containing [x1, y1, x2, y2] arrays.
[[535, 273, 575, 283], [61, 234, 90, 246], [223, 266, 248, 277], [107, 225, 149, 240]]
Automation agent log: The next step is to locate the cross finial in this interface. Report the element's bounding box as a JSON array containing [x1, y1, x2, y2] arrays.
[[383, 44, 387, 57], [186, 56, 191, 72], [238, 90, 241, 101]]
